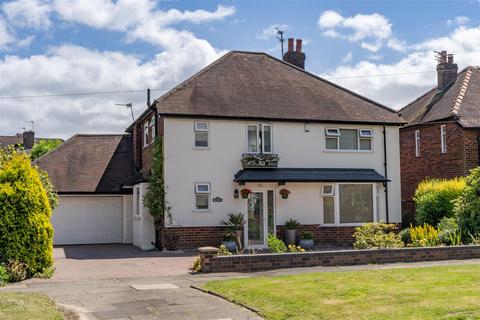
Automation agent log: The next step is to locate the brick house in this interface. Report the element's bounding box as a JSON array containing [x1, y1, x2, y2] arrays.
[[127, 39, 404, 251], [399, 51, 480, 224]]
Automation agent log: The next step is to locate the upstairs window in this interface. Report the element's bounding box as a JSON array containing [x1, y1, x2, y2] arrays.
[[194, 121, 209, 148], [247, 123, 272, 153], [194, 183, 210, 210], [149, 117, 156, 142], [440, 125, 446, 154], [415, 130, 420, 157], [143, 122, 149, 148], [325, 128, 373, 151]]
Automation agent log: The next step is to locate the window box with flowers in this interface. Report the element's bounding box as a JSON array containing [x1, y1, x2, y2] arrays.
[[279, 188, 291, 199], [240, 188, 252, 199]]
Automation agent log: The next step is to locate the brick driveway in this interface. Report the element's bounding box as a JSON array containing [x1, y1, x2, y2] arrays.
[[50, 244, 195, 281]]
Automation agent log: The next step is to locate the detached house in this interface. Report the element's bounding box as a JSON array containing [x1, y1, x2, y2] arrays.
[[128, 39, 404, 250], [399, 51, 480, 223]]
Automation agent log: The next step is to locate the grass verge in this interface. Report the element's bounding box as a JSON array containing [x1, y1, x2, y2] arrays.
[[203, 264, 480, 320], [0, 292, 65, 320]]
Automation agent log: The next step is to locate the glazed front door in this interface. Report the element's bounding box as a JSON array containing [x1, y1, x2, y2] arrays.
[[247, 189, 275, 248]]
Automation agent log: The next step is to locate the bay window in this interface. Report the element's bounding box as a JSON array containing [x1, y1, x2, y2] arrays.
[[325, 128, 373, 151], [247, 123, 272, 153], [321, 183, 376, 225]]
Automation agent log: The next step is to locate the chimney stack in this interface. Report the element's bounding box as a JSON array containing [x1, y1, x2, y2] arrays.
[[22, 130, 35, 150], [436, 50, 458, 91], [283, 38, 306, 69]]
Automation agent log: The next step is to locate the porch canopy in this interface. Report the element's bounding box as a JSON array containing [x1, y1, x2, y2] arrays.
[[234, 168, 388, 183]]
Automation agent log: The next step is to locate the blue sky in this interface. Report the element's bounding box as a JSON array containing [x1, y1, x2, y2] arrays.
[[1, 0, 480, 138]]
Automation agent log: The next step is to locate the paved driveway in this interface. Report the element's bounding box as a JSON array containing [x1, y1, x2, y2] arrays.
[[50, 244, 195, 281]]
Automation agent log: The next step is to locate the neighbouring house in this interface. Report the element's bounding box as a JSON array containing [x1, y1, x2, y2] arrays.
[[127, 38, 404, 250], [399, 51, 480, 224], [34, 134, 141, 245], [0, 130, 59, 150]]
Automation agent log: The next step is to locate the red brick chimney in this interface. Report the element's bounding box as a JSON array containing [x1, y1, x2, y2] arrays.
[[436, 50, 458, 91], [283, 38, 306, 69]]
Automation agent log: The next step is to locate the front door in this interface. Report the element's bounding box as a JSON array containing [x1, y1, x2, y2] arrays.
[[246, 189, 275, 248]]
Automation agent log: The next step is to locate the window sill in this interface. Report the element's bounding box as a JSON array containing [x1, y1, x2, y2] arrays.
[[192, 209, 212, 213], [323, 149, 374, 154], [192, 147, 210, 150], [322, 223, 374, 227]]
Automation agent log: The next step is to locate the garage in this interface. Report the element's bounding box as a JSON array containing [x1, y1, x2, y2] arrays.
[[52, 196, 124, 245]]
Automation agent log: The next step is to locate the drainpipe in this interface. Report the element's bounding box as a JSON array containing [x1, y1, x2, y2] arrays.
[[383, 125, 390, 223]]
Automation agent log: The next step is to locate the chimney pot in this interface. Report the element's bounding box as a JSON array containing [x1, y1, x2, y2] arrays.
[[22, 130, 35, 150], [295, 39, 302, 53], [287, 38, 294, 52]]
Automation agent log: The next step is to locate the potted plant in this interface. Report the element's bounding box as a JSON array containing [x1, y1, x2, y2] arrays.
[[299, 231, 315, 250], [240, 188, 252, 199], [222, 232, 237, 252], [279, 188, 291, 199], [284, 218, 300, 246], [221, 213, 246, 251]]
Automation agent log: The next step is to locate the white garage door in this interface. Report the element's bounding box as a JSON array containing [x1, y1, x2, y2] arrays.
[[51, 196, 123, 245]]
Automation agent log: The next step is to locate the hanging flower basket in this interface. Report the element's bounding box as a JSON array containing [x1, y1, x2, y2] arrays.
[[279, 188, 291, 199], [240, 188, 252, 199]]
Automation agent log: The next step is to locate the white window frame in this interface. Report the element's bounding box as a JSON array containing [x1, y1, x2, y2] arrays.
[[415, 130, 420, 157], [321, 183, 377, 226], [246, 123, 273, 154], [194, 121, 209, 148], [325, 128, 373, 152], [321, 184, 335, 196], [194, 182, 211, 211], [143, 122, 149, 148], [440, 125, 446, 154], [149, 117, 156, 142]]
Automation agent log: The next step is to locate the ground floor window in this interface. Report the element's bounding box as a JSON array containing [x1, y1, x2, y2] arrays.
[[194, 183, 210, 210], [322, 183, 376, 225]]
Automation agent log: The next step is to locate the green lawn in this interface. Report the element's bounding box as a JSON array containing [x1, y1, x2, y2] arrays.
[[0, 293, 64, 320], [203, 264, 480, 320]]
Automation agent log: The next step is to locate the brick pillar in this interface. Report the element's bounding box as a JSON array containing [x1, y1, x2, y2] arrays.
[[198, 246, 219, 273]]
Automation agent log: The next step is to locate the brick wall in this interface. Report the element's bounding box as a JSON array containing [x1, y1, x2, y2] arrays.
[[400, 121, 467, 220], [168, 224, 362, 250], [200, 245, 480, 273]]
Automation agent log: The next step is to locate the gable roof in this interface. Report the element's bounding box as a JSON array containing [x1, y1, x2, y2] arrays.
[[34, 134, 140, 193], [399, 66, 480, 127], [151, 51, 403, 125]]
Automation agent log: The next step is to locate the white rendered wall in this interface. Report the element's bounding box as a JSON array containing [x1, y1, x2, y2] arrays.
[[163, 117, 402, 228]]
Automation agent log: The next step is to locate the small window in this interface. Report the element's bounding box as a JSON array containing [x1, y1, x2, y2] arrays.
[[415, 130, 420, 157], [195, 183, 210, 210], [143, 122, 149, 148], [325, 128, 340, 136], [321, 185, 334, 196], [247, 123, 272, 153], [149, 117, 156, 141], [359, 129, 373, 138], [194, 121, 209, 148], [440, 125, 446, 154]]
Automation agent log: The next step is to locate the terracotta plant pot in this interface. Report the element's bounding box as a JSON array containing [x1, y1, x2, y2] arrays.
[[281, 194, 288, 199]]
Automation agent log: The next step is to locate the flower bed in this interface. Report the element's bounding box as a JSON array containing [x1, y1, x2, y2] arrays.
[[198, 245, 480, 273]]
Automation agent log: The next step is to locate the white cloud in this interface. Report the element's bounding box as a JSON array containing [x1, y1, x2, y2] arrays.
[[322, 25, 480, 109], [2, 0, 52, 29], [447, 16, 470, 26], [318, 10, 404, 52], [341, 51, 352, 64], [0, 44, 223, 138], [257, 24, 288, 40], [0, 19, 16, 49]]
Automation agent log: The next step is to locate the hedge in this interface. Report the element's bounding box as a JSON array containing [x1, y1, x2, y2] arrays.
[[0, 149, 54, 275], [454, 168, 480, 240]]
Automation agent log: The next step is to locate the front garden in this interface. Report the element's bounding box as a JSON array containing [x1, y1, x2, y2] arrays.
[[203, 264, 480, 320], [0, 292, 69, 320]]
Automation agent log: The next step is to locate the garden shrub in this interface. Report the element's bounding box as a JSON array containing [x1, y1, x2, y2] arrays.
[[399, 228, 411, 245], [267, 233, 287, 253], [454, 168, 480, 241], [353, 223, 404, 249], [409, 224, 440, 247], [0, 265, 8, 286], [437, 217, 460, 245], [5, 260, 27, 282], [414, 178, 465, 226], [0, 149, 54, 276]]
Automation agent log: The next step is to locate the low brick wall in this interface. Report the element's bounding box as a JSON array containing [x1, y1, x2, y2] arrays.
[[198, 245, 480, 273]]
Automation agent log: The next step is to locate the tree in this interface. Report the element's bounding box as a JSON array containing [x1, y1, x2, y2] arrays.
[[30, 139, 62, 161], [143, 138, 171, 250]]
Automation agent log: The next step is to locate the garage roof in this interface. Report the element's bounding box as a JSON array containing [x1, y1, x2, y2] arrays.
[[234, 168, 388, 183], [34, 134, 140, 194]]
